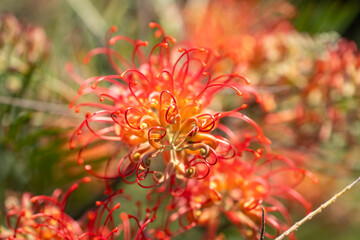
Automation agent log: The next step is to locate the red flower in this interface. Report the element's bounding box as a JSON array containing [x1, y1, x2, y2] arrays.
[[3, 178, 90, 240], [2, 178, 142, 240], [184, 0, 295, 70], [68, 23, 261, 188], [159, 137, 316, 239]]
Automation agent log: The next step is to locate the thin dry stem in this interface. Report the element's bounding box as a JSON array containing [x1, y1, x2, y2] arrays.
[[0, 95, 78, 117], [275, 176, 360, 240]]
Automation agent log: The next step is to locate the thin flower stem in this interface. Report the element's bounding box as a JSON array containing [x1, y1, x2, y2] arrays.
[[275, 176, 360, 240], [170, 149, 180, 166], [0, 95, 79, 117], [260, 205, 265, 240]]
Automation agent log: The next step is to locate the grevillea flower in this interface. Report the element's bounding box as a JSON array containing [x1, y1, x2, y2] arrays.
[[68, 23, 265, 188], [159, 137, 316, 239], [2, 178, 145, 240], [2, 178, 90, 240], [184, 0, 295, 70], [0, 13, 50, 76], [251, 34, 360, 154], [183, 0, 360, 151], [291, 39, 360, 145]]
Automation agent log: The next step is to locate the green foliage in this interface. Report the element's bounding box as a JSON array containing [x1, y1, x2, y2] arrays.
[[291, 0, 360, 35]]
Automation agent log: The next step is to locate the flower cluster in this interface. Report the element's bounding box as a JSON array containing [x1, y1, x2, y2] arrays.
[[0, 13, 49, 77], [184, 0, 295, 70], [68, 23, 265, 189], [3, 1, 360, 239], [59, 22, 313, 239], [234, 32, 360, 180], [1, 178, 155, 240], [152, 136, 316, 239], [2, 179, 88, 240], [184, 0, 360, 175]]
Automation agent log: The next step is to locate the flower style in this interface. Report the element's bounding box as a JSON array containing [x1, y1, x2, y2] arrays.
[[80, 189, 140, 240], [81, 188, 174, 240], [161, 137, 316, 239], [68, 23, 263, 188]]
